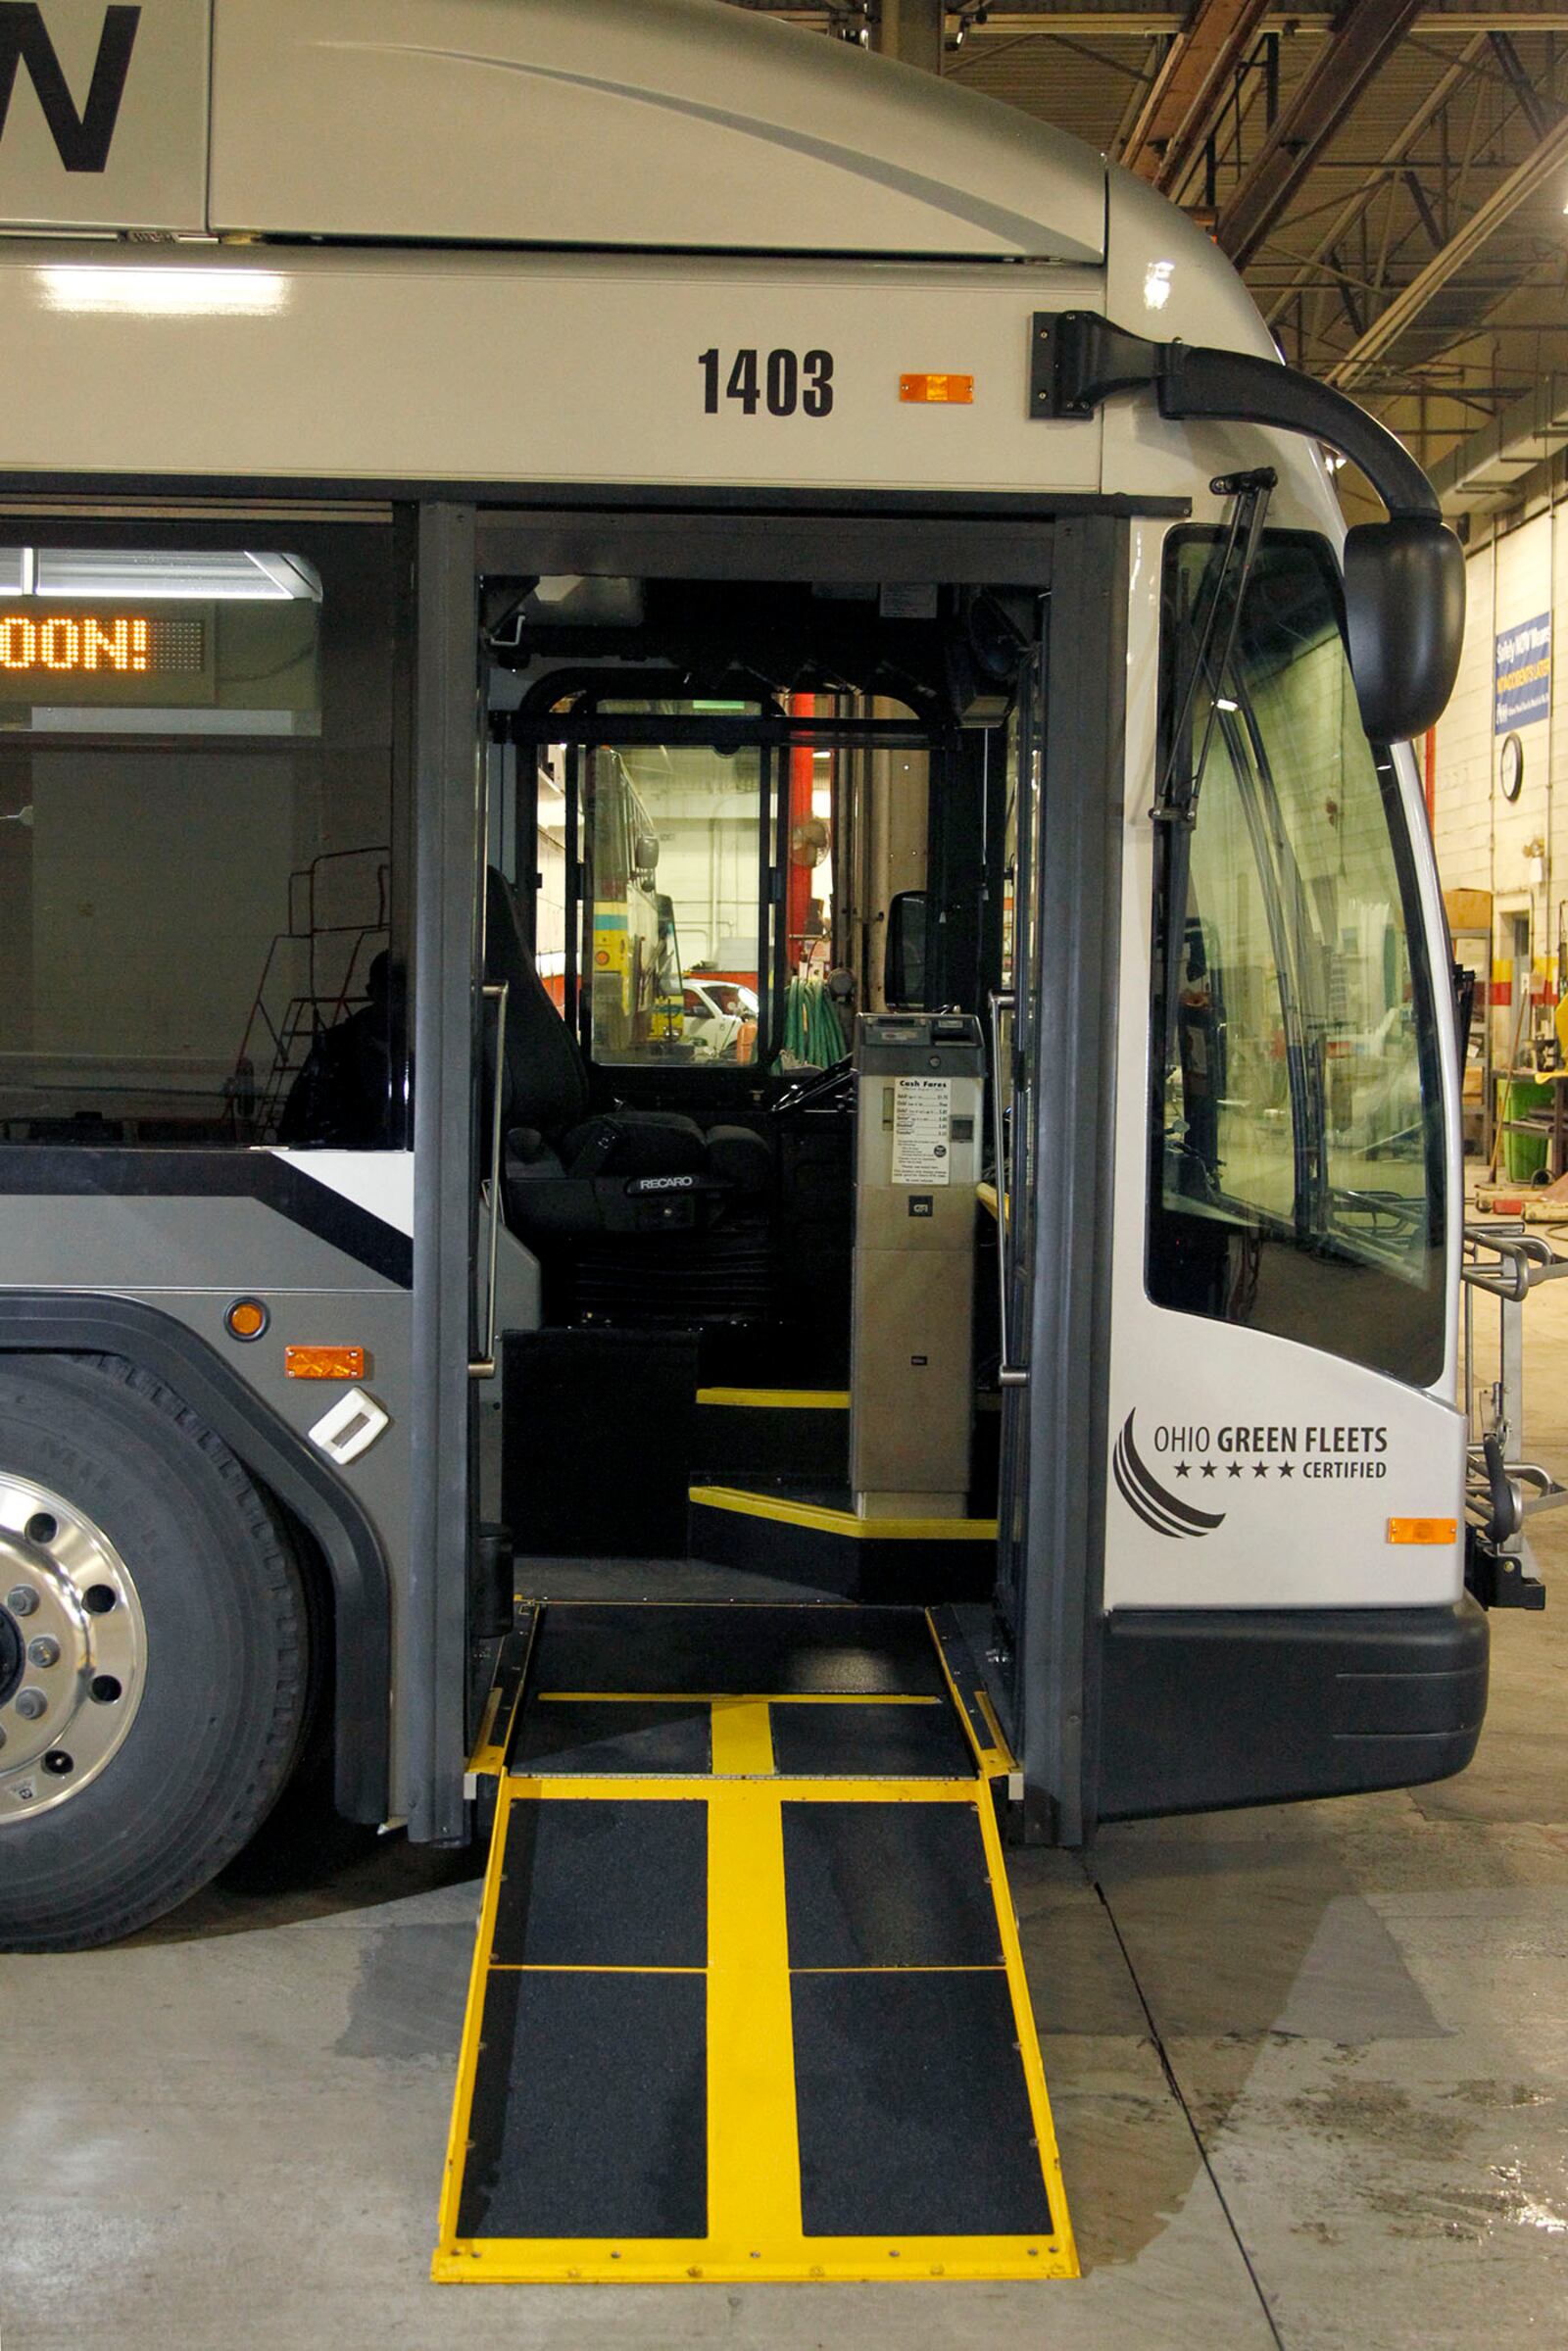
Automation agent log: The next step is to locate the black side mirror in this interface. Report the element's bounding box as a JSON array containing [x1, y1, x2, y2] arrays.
[[884, 890, 927, 1008], [1344, 516, 1465, 743]]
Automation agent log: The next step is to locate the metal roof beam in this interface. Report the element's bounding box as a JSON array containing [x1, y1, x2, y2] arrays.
[[1330, 111, 1568, 385], [762, 13, 1568, 37], [1213, 0, 1423, 269], [1117, 0, 1271, 189]]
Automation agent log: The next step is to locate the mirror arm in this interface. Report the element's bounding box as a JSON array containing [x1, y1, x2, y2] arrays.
[[1031, 313, 1440, 524]]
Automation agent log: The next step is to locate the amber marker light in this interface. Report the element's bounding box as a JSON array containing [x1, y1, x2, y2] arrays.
[[1388, 1518, 1458, 1545], [285, 1345, 367, 1381], [224, 1298, 269, 1342], [900, 373, 974, 404]]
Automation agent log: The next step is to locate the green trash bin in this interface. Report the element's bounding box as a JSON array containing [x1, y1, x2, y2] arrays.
[[1502, 1077, 1552, 1182]]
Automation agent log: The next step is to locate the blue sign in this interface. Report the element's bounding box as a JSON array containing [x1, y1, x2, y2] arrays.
[[1495, 612, 1551, 734]]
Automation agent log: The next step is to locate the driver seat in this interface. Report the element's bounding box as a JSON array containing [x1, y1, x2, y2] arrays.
[[484, 867, 769, 1237]]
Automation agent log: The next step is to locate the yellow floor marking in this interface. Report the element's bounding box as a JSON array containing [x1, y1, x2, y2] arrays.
[[706, 1783, 803, 2253], [534, 1690, 940, 1707], [709, 1696, 776, 1777], [488, 1962, 704, 1975]]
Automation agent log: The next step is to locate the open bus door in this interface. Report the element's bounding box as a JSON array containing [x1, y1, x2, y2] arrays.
[[991, 517, 1127, 1844]]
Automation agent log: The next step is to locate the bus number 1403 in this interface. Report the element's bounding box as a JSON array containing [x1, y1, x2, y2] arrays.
[[700, 348, 835, 418]]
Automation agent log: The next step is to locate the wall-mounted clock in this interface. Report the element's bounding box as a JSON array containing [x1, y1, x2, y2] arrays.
[[1500, 732, 1525, 803]]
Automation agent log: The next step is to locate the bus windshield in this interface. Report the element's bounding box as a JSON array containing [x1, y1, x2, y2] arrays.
[[1148, 529, 1446, 1388]]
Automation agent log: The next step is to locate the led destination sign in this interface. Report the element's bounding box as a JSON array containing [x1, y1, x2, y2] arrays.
[[0, 612, 206, 678], [0, 600, 216, 715]]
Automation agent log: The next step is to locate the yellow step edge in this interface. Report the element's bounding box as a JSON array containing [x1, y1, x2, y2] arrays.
[[690, 1484, 999, 1542], [696, 1387, 851, 1410]]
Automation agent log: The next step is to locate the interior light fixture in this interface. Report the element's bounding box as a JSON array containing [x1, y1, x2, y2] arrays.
[[35, 266, 290, 318]]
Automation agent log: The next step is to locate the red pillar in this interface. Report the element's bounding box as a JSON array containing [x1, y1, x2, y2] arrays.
[[787, 693, 816, 967]]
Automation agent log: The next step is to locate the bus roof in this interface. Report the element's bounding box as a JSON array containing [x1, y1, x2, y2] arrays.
[[2, 0, 1106, 263]]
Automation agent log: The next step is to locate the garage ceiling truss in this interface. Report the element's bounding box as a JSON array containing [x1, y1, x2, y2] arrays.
[[743, 2, 1568, 510]]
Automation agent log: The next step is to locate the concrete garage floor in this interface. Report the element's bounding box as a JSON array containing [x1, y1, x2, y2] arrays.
[[4, 1291, 1566, 2350]]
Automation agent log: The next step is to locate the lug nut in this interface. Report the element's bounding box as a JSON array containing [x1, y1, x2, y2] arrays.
[[6, 1586, 38, 1618], [14, 1688, 46, 1722], [26, 1637, 61, 1669]]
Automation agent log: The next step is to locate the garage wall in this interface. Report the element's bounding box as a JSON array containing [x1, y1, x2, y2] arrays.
[[1433, 506, 1568, 1060]]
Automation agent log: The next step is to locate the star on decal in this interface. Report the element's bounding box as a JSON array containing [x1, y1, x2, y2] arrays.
[[1200, 1462, 1217, 1478], [1227, 1462, 1244, 1479], [1278, 1461, 1295, 1477], [1252, 1462, 1269, 1478], [1175, 1461, 1191, 1478]]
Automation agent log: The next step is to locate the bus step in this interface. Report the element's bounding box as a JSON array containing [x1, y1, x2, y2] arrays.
[[687, 1482, 997, 1604], [692, 1385, 850, 1482], [433, 1602, 1076, 2284]]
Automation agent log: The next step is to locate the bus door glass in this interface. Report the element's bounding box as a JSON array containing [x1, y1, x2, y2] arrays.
[[1149, 529, 1446, 1386]]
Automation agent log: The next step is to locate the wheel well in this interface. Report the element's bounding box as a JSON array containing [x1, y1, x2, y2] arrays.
[[0, 1293, 391, 1822]]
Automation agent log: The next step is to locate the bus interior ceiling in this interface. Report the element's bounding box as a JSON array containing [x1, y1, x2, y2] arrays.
[[472, 563, 1041, 1613]]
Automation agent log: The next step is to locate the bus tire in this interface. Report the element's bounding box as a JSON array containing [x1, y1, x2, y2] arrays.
[[0, 1353, 312, 1949]]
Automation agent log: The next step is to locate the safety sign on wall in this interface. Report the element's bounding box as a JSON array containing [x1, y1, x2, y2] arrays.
[[1495, 612, 1551, 734], [891, 1076, 952, 1186]]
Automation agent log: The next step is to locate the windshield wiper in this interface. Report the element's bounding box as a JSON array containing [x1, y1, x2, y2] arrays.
[[1153, 466, 1275, 830]]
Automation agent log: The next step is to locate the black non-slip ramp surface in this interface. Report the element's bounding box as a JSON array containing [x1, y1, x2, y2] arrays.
[[793, 1969, 1054, 2238], [528, 1601, 948, 1698], [435, 1602, 1077, 2284], [489, 1797, 707, 1969], [459, 1970, 708, 2241], [513, 1697, 713, 1778], [783, 1799, 1004, 1968]]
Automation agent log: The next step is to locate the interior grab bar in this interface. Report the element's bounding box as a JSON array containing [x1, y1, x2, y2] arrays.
[[470, 978, 509, 1379], [990, 990, 1028, 1390]]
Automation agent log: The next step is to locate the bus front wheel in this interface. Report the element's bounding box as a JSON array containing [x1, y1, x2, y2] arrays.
[[0, 1354, 313, 1949]]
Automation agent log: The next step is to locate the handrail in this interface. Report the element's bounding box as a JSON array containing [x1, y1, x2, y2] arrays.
[[470, 980, 509, 1381], [989, 990, 1028, 1391]]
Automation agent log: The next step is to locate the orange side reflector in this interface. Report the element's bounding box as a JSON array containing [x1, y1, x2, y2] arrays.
[[1388, 1517, 1458, 1545], [285, 1345, 366, 1382], [900, 372, 974, 405]]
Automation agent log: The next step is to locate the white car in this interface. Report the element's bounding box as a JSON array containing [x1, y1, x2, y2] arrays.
[[682, 979, 758, 1061]]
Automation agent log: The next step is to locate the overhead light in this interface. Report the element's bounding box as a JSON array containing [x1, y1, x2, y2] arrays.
[[36, 265, 289, 318], [1216, 697, 1240, 711], [13, 548, 321, 602]]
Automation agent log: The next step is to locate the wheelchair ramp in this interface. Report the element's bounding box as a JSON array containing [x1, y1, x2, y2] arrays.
[[435, 1603, 1077, 2284]]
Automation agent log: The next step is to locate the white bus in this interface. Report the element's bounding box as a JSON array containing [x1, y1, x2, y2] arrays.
[[0, 0, 1493, 1984]]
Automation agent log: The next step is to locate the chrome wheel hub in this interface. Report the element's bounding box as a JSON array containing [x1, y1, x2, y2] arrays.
[[0, 1473, 145, 1821]]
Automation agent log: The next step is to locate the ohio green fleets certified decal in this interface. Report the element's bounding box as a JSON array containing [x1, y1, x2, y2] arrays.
[[1114, 1411, 1392, 1540]]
